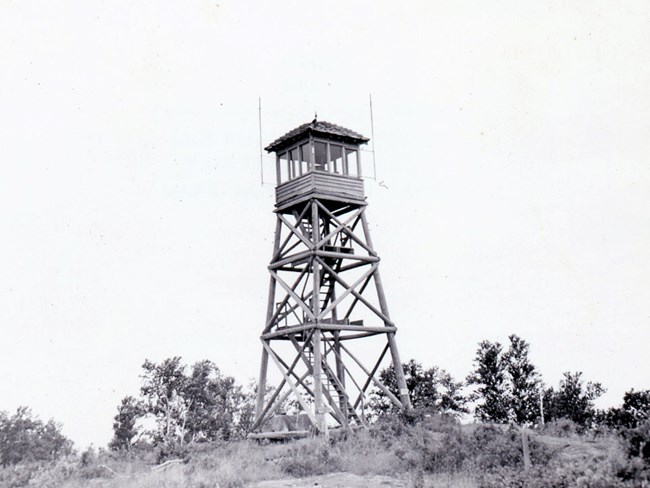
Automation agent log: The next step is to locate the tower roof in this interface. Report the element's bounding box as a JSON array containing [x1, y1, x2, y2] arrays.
[[265, 120, 369, 153]]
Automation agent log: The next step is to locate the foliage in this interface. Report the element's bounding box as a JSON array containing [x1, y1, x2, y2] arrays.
[[279, 439, 342, 477], [467, 335, 545, 425], [6, 413, 650, 488], [111, 357, 253, 452], [370, 359, 468, 419], [466, 340, 510, 423], [503, 335, 542, 424], [543, 371, 605, 427], [140, 357, 189, 447], [600, 389, 650, 431], [621, 417, 650, 461], [0, 407, 73, 467], [109, 396, 142, 451], [182, 359, 247, 442]]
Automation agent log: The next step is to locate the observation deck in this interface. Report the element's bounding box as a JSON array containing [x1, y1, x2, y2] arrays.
[[265, 119, 369, 212]]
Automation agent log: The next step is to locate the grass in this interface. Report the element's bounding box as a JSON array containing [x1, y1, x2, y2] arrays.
[[1, 416, 647, 488]]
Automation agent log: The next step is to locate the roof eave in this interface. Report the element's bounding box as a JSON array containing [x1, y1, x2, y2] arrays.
[[265, 129, 369, 153]]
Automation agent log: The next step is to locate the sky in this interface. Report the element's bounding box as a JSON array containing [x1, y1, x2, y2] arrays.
[[1, 1, 649, 449]]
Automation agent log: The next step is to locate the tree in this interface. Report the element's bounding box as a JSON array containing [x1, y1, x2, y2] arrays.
[[502, 335, 541, 424], [140, 357, 190, 446], [543, 371, 605, 427], [372, 359, 468, 418], [182, 360, 246, 442], [466, 341, 510, 423], [109, 396, 142, 451], [600, 389, 650, 430], [128, 357, 251, 448], [0, 407, 73, 467]]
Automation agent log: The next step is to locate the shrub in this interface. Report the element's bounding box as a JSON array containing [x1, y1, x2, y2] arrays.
[[617, 418, 650, 483], [0, 407, 73, 467], [541, 418, 578, 437], [278, 438, 341, 477]]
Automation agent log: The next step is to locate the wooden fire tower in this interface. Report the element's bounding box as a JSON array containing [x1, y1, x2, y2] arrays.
[[251, 119, 411, 439]]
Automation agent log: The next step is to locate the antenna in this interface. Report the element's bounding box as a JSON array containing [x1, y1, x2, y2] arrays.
[[258, 97, 264, 186], [369, 93, 377, 181]]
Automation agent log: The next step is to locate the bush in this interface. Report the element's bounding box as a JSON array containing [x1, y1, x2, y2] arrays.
[[617, 418, 650, 483], [279, 438, 341, 477], [541, 418, 579, 437], [0, 407, 73, 467]]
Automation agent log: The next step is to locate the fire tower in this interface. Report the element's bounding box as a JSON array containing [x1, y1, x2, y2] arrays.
[[251, 119, 411, 438]]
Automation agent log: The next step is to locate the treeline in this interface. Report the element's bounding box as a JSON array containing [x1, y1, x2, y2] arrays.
[[1, 334, 648, 468], [104, 334, 650, 455], [377, 335, 649, 437], [375, 334, 612, 429]]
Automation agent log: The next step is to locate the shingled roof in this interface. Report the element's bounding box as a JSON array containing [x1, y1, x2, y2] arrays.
[[265, 120, 370, 153]]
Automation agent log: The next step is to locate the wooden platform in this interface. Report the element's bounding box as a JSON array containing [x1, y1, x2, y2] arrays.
[[275, 172, 364, 209], [247, 430, 310, 441]]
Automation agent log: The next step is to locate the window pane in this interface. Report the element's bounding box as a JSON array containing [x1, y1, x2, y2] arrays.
[[330, 145, 343, 174], [290, 148, 299, 178], [314, 142, 327, 171], [300, 143, 311, 174], [345, 149, 358, 176], [279, 152, 289, 183]]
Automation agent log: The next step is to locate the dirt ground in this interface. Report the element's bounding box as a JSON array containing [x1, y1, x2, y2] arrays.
[[252, 472, 409, 488], [251, 471, 477, 488]]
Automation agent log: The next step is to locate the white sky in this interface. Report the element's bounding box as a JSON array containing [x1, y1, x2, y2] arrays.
[[1, 1, 649, 449]]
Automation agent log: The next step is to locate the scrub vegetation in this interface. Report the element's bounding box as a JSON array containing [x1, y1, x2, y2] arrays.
[[1, 335, 648, 487]]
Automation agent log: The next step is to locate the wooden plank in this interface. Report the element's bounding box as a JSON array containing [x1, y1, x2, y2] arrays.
[[318, 263, 377, 319], [262, 323, 314, 340], [248, 431, 310, 440], [272, 204, 311, 261], [315, 250, 378, 263], [323, 337, 363, 428], [343, 274, 374, 320], [318, 259, 395, 326], [288, 336, 348, 428], [273, 205, 310, 261], [265, 266, 309, 332], [317, 324, 397, 334], [256, 216, 284, 414], [269, 269, 315, 322], [316, 201, 375, 256], [338, 331, 383, 340], [360, 211, 410, 409], [339, 342, 402, 409], [272, 344, 315, 399], [254, 347, 269, 421], [310, 202, 326, 435], [262, 341, 317, 427], [278, 213, 313, 249], [275, 172, 365, 206], [268, 250, 312, 270], [251, 370, 310, 432], [275, 193, 366, 213], [353, 344, 389, 410], [314, 207, 364, 250]]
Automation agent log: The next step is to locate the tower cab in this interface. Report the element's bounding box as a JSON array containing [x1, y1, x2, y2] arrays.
[[265, 119, 369, 210]]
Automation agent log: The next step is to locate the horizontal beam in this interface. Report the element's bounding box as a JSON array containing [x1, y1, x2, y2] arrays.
[[338, 331, 385, 340], [262, 323, 314, 340], [262, 323, 396, 340], [269, 250, 312, 270], [318, 324, 397, 334], [315, 250, 379, 263], [275, 194, 367, 214]]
